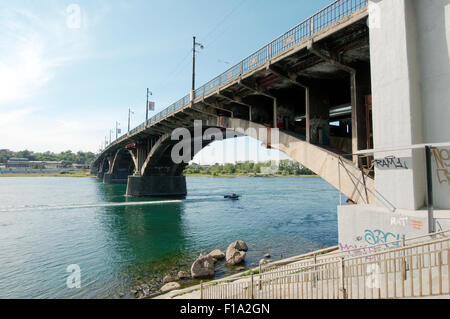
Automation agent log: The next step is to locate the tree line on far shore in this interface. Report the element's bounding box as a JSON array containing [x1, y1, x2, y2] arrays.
[[183, 160, 316, 176], [1, 150, 96, 166]]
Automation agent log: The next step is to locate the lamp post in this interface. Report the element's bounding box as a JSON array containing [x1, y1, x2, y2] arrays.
[[146, 88, 152, 122], [128, 108, 134, 133], [115, 121, 121, 140], [192, 36, 204, 92]]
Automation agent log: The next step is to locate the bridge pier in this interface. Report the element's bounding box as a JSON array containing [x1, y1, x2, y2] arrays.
[[103, 171, 129, 184], [126, 175, 187, 197]]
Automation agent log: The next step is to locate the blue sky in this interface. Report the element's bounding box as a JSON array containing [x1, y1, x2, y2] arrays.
[[0, 0, 331, 163]]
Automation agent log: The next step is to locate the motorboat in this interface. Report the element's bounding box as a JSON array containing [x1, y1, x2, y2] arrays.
[[224, 193, 240, 200]]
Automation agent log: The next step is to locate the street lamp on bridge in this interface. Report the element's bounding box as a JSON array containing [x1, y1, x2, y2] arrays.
[[146, 88, 153, 123], [128, 108, 134, 133], [192, 36, 204, 92], [115, 121, 121, 140]]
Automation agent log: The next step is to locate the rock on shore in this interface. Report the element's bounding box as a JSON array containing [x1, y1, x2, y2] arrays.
[[208, 249, 225, 262], [191, 254, 216, 279], [160, 282, 181, 293], [225, 240, 248, 265], [163, 274, 178, 284]]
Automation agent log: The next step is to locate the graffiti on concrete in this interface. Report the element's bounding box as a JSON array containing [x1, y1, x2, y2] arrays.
[[390, 216, 409, 227], [363, 229, 405, 248], [410, 220, 424, 231], [432, 148, 450, 186], [390, 216, 424, 231], [374, 156, 409, 170], [339, 242, 382, 258]]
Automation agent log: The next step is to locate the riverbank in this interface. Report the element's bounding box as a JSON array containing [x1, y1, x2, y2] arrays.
[[153, 245, 339, 299], [0, 171, 95, 178], [0, 172, 317, 178], [184, 173, 319, 178]]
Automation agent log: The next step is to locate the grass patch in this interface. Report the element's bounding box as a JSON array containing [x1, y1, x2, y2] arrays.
[[240, 269, 260, 277]]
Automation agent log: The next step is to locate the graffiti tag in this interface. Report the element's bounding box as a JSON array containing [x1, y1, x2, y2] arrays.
[[432, 148, 450, 186], [374, 156, 409, 170], [364, 229, 404, 248]]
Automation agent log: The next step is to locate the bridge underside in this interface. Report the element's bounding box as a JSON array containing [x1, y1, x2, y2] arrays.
[[92, 7, 374, 201]]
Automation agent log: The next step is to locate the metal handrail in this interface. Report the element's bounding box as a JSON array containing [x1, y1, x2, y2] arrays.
[[259, 229, 450, 277], [203, 235, 450, 299]]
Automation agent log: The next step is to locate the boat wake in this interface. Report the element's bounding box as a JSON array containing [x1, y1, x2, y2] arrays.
[[0, 200, 183, 212]]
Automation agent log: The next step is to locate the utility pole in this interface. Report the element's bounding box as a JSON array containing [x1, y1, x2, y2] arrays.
[[192, 36, 204, 92], [128, 108, 134, 133]]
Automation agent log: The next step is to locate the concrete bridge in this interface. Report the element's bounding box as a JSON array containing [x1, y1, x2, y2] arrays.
[[92, 0, 374, 203]]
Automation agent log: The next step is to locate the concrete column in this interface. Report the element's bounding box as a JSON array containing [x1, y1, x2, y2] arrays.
[[369, 0, 425, 210], [103, 171, 129, 184], [135, 144, 149, 176], [308, 83, 330, 146], [126, 175, 187, 197], [273, 98, 277, 129], [305, 87, 311, 143]]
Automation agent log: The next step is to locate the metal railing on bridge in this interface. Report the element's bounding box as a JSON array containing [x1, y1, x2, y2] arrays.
[[103, 0, 368, 151]]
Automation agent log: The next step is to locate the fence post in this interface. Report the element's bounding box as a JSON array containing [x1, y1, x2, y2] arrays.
[[250, 274, 254, 299], [313, 254, 317, 288], [200, 281, 203, 300], [402, 237, 407, 281], [259, 264, 262, 291], [340, 257, 347, 299]]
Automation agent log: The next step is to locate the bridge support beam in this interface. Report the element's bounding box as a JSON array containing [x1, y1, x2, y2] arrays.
[[126, 175, 187, 197]]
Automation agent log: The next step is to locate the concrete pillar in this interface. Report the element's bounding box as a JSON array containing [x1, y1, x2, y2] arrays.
[[354, 63, 372, 151], [369, 0, 426, 210], [135, 143, 149, 176], [126, 175, 187, 197], [308, 83, 330, 146], [103, 171, 129, 184], [305, 87, 311, 143]]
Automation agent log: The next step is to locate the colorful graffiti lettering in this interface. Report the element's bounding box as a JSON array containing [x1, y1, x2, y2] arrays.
[[432, 148, 450, 186], [364, 229, 405, 248]]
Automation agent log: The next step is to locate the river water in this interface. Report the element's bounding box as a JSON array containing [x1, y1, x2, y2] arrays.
[[0, 177, 340, 298]]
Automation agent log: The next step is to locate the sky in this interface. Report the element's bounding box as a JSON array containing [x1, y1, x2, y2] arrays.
[[0, 0, 331, 164]]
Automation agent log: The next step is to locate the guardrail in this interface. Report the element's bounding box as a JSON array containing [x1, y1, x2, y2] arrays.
[[202, 230, 450, 299], [98, 0, 368, 158], [257, 229, 450, 281]]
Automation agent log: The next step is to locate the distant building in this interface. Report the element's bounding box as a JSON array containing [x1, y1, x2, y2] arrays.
[[0, 149, 10, 155], [72, 163, 90, 169], [6, 158, 66, 169], [6, 158, 30, 168]]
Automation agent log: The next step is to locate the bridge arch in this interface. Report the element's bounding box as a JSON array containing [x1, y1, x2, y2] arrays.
[[131, 116, 373, 204]]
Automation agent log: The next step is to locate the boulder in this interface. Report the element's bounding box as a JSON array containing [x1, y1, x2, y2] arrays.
[[226, 249, 246, 265], [163, 275, 178, 284], [259, 259, 273, 266], [191, 255, 216, 279], [225, 241, 248, 265], [228, 240, 248, 252], [160, 282, 181, 293], [208, 249, 225, 261], [177, 271, 191, 279]]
